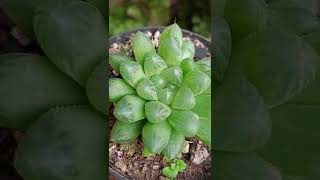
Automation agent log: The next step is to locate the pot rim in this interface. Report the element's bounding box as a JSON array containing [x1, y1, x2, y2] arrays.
[[109, 26, 211, 47], [108, 26, 211, 180]]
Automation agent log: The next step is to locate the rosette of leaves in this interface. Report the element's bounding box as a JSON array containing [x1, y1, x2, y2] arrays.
[[213, 0, 320, 179], [109, 23, 211, 159], [0, 1, 107, 180]]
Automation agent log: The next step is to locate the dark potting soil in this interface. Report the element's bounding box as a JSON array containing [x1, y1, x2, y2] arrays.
[[109, 29, 211, 180]]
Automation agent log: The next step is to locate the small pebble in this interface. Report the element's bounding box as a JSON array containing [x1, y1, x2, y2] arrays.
[[142, 165, 148, 173], [182, 141, 190, 153], [115, 161, 127, 172], [112, 70, 119, 76], [154, 31, 160, 39], [152, 165, 160, 170], [146, 31, 152, 38], [111, 43, 118, 49], [192, 143, 210, 165]]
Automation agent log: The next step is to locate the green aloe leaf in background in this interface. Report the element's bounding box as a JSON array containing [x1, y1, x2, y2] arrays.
[[86, 0, 106, 18], [233, 29, 319, 108], [266, 1, 319, 35], [224, 0, 268, 41], [0, 1, 108, 180], [33, 1, 107, 86], [213, 152, 282, 180], [15, 106, 107, 180], [86, 60, 108, 114], [0, 53, 87, 130], [258, 104, 320, 179], [213, 64, 271, 152], [212, 16, 231, 82], [213, 0, 320, 178]]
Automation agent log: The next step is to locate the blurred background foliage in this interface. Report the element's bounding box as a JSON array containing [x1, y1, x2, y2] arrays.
[[109, 0, 211, 38]]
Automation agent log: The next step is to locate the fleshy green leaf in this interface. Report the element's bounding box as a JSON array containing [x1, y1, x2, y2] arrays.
[[212, 44, 228, 82], [0, 0, 80, 37], [119, 61, 146, 88], [132, 31, 155, 65], [213, 151, 282, 180], [213, 64, 271, 152], [303, 25, 320, 54], [136, 79, 158, 101], [150, 74, 168, 90], [143, 147, 154, 157], [267, 0, 319, 15], [180, 58, 195, 73], [111, 120, 145, 143], [213, 16, 232, 61], [212, 16, 231, 84], [225, 0, 268, 41], [145, 101, 171, 123], [109, 53, 134, 72], [233, 29, 319, 107], [87, 0, 107, 18], [168, 110, 199, 137], [258, 104, 320, 179], [158, 37, 182, 66], [144, 52, 167, 78], [289, 71, 320, 104], [109, 78, 136, 103], [86, 60, 107, 114], [33, 1, 107, 86], [0, 53, 87, 130], [161, 66, 183, 87], [142, 121, 171, 154], [174, 159, 187, 172], [159, 23, 183, 47], [212, 0, 227, 16], [194, 60, 210, 73], [181, 39, 195, 60], [192, 94, 211, 147], [162, 130, 185, 159], [182, 70, 211, 96], [162, 167, 178, 179], [15, 106, 107, 180], [113, 95, 146, 123], [171, 86, 196, 110], [158, 87, 177, 105], [166, 83, 178, 90], [267, 2, 319, 35]]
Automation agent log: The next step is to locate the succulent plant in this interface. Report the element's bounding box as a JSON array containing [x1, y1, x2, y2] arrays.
[[109, 23, 211, 159], [0, 1, 107, 180]]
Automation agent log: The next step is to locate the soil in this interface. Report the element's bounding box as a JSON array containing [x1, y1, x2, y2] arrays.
[[109, 29, 211, 180]]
